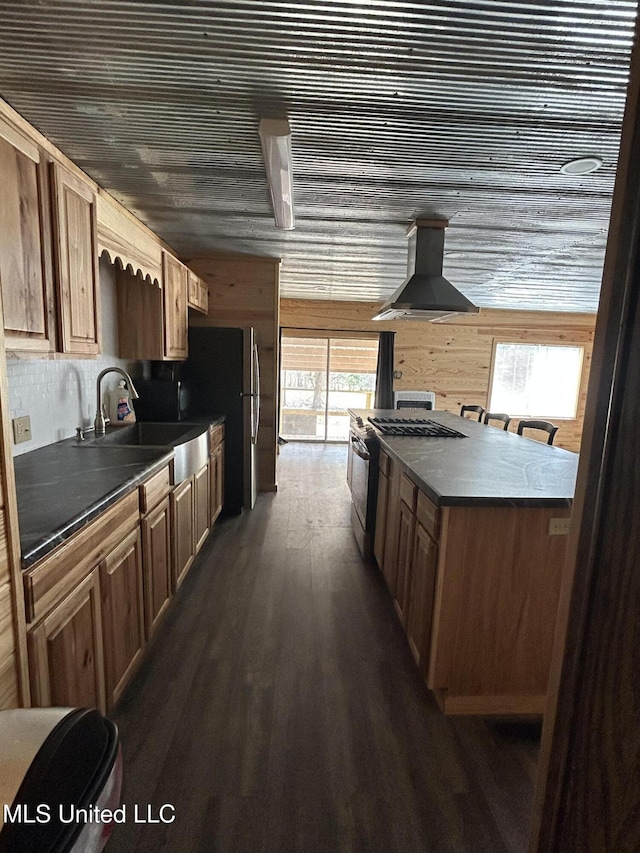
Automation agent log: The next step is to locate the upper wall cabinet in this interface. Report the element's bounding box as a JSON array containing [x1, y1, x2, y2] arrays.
[[187, 270, 208, 315], [163, 252, 188, 359], [116, 251, 189, 361], [0, 116, 55, 353], [50, 162, 100, 355]]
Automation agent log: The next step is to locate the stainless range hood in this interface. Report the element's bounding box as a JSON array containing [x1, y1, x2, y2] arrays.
[[372, 219, 479, 321]]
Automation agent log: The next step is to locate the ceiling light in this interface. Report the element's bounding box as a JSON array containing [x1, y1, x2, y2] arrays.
[[560, 156, 603, 176], [259, 118, 295, 230]]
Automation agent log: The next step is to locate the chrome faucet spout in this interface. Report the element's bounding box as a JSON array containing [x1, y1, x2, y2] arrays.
[[94, 367, 140, 435]]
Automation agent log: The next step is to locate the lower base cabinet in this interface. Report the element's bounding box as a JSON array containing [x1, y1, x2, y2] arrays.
[[28, 568, 106, 713], [172, 477, 195, 589], [142, 495, 172, 638], [24, 435, 226, 716], [376, 456, 570, 715], [194, 462, 210, 553], [100, 527, 145, 710], [406, 521, 438, 676], [210, 441, 224, 525]]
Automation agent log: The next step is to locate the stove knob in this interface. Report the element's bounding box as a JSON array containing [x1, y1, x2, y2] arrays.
[[355, 417, 364, 427]]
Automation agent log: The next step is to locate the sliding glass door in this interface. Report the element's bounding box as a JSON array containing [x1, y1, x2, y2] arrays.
[[280, 334, 379, 441]]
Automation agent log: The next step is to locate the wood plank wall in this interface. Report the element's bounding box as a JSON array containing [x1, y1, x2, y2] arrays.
[[187, 253, 280, 492], [280, 300, 596, 452]]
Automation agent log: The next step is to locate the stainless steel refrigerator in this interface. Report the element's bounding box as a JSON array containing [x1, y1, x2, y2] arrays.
[[185, 327, 260, 512]]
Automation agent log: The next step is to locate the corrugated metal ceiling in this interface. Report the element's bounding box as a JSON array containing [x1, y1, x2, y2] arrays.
[[0, 0, 636, 311]]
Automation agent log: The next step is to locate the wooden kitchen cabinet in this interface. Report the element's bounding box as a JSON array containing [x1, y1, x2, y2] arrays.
[[171, 477, 195, 589], [373, 452, 389, 568], [0, 116, 55, 353], [28, 568, 106, 714], [187, 269, 208, 314], [395, 492, 416, 627], [379, 453, 402, 596], [141, 495, 172, 638], [209, 424, 225, 526], [163, 251, 188, 359], [194, 462, 210, 553], [100, 527, 145, 710], [116, 251, 189, 361], [50, 161, 100, 354], [406, 520, 439, 677]]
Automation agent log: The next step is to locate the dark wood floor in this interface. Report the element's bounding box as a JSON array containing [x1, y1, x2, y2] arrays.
[[109, 443, 540, 853]]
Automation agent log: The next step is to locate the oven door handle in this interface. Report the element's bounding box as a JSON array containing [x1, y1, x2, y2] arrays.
[[350, 434, 371, 461]]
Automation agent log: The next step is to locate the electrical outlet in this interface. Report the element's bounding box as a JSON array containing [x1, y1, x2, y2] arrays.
[[12, 415, 32, 445], [548, 517, 571, 536]]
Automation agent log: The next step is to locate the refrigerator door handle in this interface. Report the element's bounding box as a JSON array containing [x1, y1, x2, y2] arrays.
[[252, 342, 260, 445]]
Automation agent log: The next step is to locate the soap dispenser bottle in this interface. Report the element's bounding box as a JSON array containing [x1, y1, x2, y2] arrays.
[[109, 380, 136, 426]]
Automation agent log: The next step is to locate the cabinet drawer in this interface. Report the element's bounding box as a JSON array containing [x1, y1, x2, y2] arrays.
[[400, 473, 417, 511], [379, 450, 390, 477], [24, 491, 139, 624], [139, 465, 171, 514], [416, 491, 440, 540], [210, 423, 224, 452]]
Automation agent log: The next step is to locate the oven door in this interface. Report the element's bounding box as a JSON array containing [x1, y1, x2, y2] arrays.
[[350, 433, 370, 532]]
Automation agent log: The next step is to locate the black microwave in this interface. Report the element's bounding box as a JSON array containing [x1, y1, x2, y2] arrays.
[[132, 379, 191, 422]]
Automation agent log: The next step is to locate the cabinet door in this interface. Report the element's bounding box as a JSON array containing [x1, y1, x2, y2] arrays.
[[171, 477, 195, 589], [373, 469, 389, 568], [395, 499, 416, 627], [163, 252, 188, 359], [28, 569, 105, 713], [210, 443, 224, 525], [100, 528, 145, 709], [50, 162, 100, 354], [407, 522, 439, 677], [194, 461, 210, 553], [0, 119, 53, 352], [142, 496, 172, 638], [381, 457, 402, 595], [187, 270, 208, 314]]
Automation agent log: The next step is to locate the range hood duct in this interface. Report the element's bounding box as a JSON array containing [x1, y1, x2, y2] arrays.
[[372, 219, 479, 321]]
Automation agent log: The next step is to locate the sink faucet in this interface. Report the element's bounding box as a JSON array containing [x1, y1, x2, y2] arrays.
[[95, 367, 140, 435]]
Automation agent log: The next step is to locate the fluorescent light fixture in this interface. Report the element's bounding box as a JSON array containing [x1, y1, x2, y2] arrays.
[[259, 118, 295, 230]]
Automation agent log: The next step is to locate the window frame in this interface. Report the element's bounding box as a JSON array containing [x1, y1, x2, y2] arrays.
[[487, 340, 585, 421]]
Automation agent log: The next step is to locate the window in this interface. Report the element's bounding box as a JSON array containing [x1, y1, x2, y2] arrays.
[[489, 343, 584, 419], [280, 334, 379, 441]]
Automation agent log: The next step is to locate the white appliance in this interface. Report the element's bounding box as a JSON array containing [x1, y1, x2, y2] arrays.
[[393, 390, 436, 410]]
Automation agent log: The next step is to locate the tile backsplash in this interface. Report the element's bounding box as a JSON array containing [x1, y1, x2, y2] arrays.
[[6, 258, 139, 456]]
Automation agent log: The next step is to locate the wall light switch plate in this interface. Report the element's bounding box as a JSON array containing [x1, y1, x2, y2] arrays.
[[548, 517, 571, 536], [12, 415, 32, 445]]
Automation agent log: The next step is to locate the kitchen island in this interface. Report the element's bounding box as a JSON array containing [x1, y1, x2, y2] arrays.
[[349, 409, 578, 715]]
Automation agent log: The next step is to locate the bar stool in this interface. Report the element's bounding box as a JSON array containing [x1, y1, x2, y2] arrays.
[[460, 404, 485, 422], [516, 419, 559, 445], [483, 412, 511, 431]]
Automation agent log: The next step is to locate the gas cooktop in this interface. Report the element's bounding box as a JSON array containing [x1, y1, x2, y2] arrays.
[[368, 417, 466, 438]]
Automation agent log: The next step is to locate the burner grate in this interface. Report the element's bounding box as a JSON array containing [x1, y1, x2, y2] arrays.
[[368, 417, 466, 438]]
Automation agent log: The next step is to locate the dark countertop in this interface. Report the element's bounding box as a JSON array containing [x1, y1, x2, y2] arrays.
[[15, 443, 174, 569], [350, 409, 578, 507], [14, 416, 225, 569]]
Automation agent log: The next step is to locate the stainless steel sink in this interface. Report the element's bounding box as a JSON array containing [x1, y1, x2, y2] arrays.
[[76, 422, 210, 484]]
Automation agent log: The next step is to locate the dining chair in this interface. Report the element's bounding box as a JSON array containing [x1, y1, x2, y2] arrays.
[[483, 412, 511, 431], [460, 404, 485, 422], [516, 419, 559, 445]]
